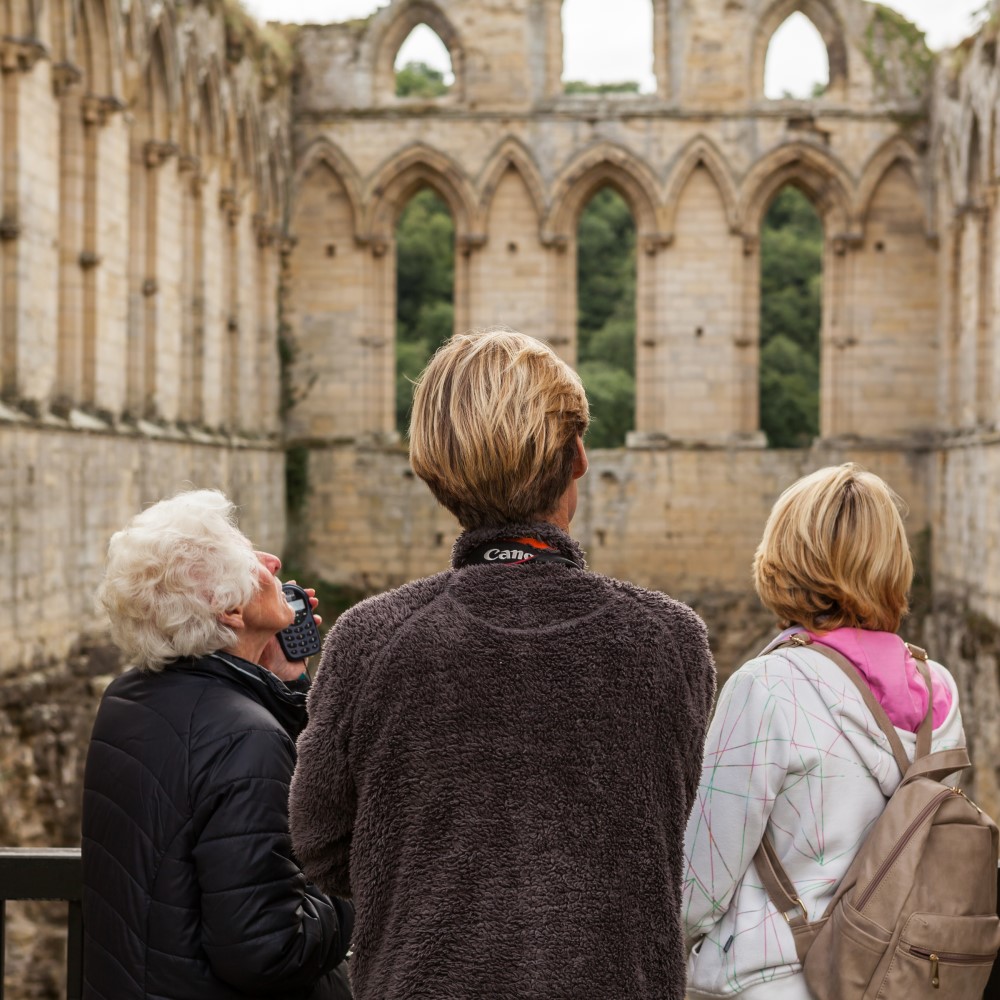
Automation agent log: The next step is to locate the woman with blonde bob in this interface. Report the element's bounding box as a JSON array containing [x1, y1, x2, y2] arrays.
[[682, 464, 965, 1000], [291, 328, 716, 1000]]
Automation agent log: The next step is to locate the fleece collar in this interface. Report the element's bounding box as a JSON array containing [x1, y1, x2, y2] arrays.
[[451, 522, 587, 570]]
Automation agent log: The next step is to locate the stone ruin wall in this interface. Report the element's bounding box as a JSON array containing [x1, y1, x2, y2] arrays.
[[0, 0, 292, 992], [286, 0, 943, 730], [4, 0, 1000, 993]]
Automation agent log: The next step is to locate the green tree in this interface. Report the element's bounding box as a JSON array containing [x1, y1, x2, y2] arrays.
[[395, 61, 450, 98], [564, 80, 640, 94], [395, 189, 454, 432], [576, 187, 637, 447], [759, 186, 823, 447]]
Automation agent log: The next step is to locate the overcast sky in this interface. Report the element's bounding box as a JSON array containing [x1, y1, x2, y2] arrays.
[[242, 0, 988, 98]]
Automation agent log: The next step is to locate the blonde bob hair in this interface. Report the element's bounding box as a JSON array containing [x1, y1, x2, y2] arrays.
[[409, 328, 590, 529], [96, 489, 262, 672], [753, 463, 913, 633]]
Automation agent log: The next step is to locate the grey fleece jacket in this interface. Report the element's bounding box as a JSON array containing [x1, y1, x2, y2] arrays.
[[290, 522, 716, 1000]]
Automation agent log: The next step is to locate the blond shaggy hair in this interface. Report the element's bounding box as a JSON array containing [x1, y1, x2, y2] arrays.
[[753, 463, 913, 633], [96, 489, 261, 672], [409, 328, 590, 529]]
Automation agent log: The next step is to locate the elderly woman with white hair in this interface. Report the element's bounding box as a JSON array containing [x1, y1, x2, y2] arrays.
[[81, 489, 353, 1000]]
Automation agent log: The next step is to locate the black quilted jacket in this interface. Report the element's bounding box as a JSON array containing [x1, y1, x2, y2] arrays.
[[81, 652, 353, 999], [290, 522, 716, 1000]]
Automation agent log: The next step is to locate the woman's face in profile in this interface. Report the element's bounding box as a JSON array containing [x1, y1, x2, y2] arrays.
[[242, 551, 296, 634]]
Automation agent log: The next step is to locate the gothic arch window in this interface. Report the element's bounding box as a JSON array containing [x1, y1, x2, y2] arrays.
[[376, 2, 463, 105], [753, 1, 847, 102], [561, 0, 655, 95], [764, 12, 830, 99], [394, 24, 454, 98], [576, 186, 637, 446], [759, 184, 822, 447], [395, 187, 455, 433]]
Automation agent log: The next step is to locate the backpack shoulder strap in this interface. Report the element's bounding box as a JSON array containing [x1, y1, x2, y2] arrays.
[[777, 635, 912, 777], [753, 835, 825, 964]]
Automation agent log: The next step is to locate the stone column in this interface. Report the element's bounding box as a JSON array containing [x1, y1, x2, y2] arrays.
[[821, 233, 862, 438], [652, 0, 670, 101], [1, 38, 56, 407], [361, 236, 395, 440], [54, 62, 85, 410], [219, 185, 241, 432], [545, 234, 575, 367], [80, 91, 126, 413]]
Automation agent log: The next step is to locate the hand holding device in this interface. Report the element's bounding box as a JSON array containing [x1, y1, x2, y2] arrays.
[[277, 583, 322, 661]]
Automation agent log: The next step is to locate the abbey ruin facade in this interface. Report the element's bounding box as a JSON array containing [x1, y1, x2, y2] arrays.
[[4, 0, 1000, 926]]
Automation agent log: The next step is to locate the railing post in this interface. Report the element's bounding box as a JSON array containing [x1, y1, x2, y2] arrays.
[[66, 899, 83, 1000], [0, 848, 82, 1000]]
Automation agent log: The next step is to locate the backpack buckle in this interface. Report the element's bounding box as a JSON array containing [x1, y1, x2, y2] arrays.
[[781, 896, 807, 924]]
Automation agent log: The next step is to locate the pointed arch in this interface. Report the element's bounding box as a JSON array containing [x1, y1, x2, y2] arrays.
[[76, 0, 123, 97], [663, 136, 740, 239], [371, 0, 465, 105], [752, 0, 847, 102], [965, 111, 985, 204], [364, 143, 476, 243], [857, 136, 932, 237], [545, 142, 661, 243], [740, 142, 855, 236], [476, 137, 546, 233], [196, 61, 224, 163], [294, 139, 364, 237]]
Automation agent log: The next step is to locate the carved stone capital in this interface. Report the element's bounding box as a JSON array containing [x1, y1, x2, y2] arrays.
[[641, 232, 673, 256], [0, 36, 48, 74], [353, 233, 389, 258], [142, 278, 158, 297], [254, 216, 282, 249], [541, 233, 569, 254], [0, 216, 20, 241], [51, 60, 83, 97], [81, 93, 125, 126], [144, 140, 179, 169], [458, 233, 487, 257], [79, 250, 102, 270], [741, 233, 759, 257], [831, 232, 864, 256], [218, 187, 240, 226]]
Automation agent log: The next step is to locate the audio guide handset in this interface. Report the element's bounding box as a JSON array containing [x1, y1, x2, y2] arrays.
[[276, 583, 322, 661]]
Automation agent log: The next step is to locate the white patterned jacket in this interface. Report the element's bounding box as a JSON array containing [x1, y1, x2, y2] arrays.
[[681, 637, 965, 1000]]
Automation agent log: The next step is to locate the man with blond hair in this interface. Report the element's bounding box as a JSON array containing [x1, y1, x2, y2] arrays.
[[291, 328, 716, 999]]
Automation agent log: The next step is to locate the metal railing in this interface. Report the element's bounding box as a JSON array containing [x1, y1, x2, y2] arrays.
[[0, 848, 81, 1000], [0, 846, 998, 1000]]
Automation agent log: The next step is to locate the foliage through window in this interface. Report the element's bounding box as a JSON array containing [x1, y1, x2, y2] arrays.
[[394, 25, 453, 98], [396, 189, 454, 434], [577, 187, 636, 448], [759, 186, 822, 448]]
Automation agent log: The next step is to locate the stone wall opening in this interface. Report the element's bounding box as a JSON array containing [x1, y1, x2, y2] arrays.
[[395, 188, 455, 434], [576, 186, 636, 447], [561, 0, 655, 94], [394, 24, 454, 98], [763, 11, 830, 99], [759, 185, 822, 447]]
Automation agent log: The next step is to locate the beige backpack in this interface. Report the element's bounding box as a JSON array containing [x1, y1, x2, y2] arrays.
[[753, 635, 1000, 999]]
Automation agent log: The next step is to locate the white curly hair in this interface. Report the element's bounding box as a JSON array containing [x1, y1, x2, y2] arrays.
[[96, 489, 262, 672]]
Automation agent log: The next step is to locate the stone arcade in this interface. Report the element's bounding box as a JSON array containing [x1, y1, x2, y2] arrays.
[[2, 0, 1000, 986]]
